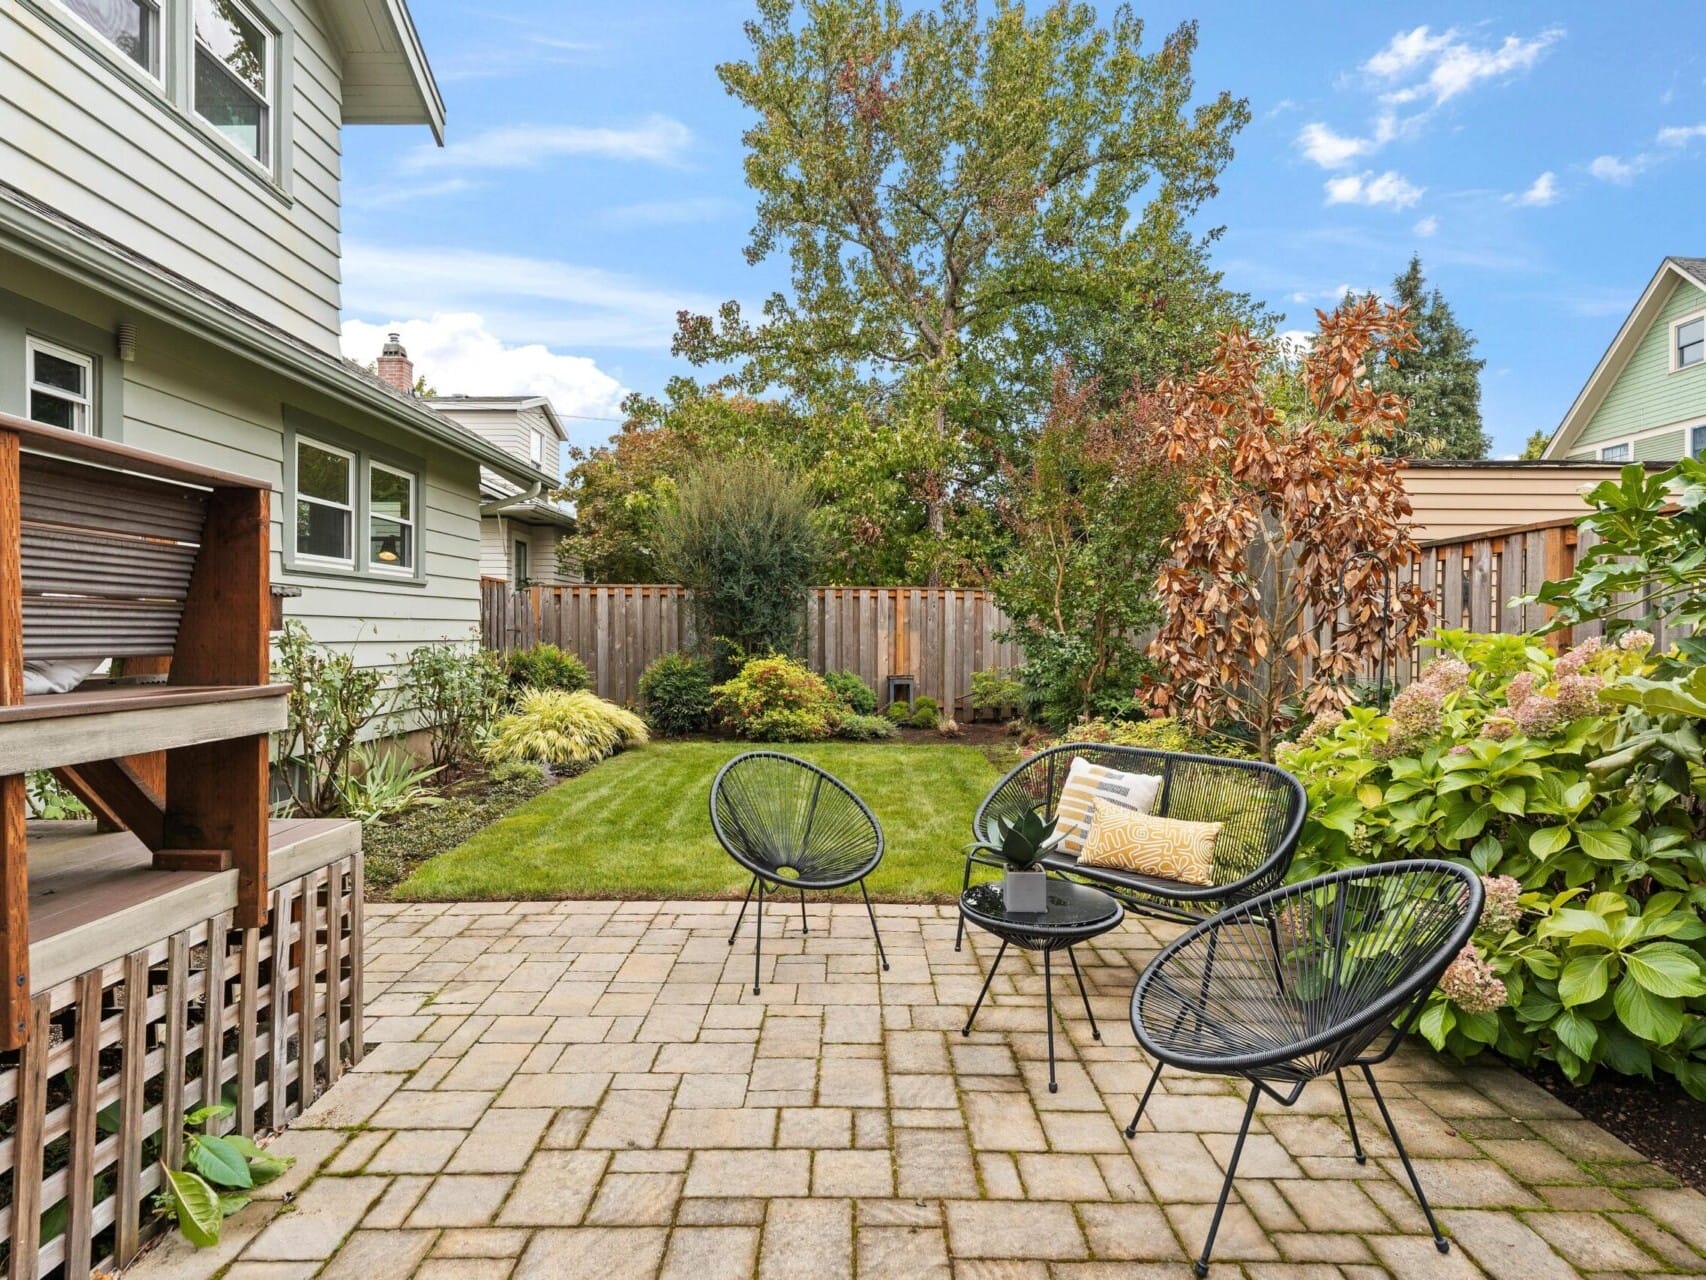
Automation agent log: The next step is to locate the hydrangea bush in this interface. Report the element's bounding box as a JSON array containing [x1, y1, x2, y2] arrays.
[[1280, 629, 1706, 1097]]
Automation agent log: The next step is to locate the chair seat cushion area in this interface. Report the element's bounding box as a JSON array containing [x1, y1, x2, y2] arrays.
[[1052, 757, 1163, 857]]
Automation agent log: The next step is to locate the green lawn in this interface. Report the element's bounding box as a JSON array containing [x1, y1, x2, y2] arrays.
[[394, 740, 1007, 902]]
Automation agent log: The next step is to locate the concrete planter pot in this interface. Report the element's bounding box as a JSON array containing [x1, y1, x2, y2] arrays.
[[1003, 868, 1048, 914]]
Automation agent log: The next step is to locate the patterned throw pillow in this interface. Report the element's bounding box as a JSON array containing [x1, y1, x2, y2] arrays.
[[1077, 797, 1220, 886], [1053, 757, 1162, 859]]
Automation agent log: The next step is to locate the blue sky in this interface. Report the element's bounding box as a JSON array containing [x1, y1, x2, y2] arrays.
[[338, 2, 1706, 462]]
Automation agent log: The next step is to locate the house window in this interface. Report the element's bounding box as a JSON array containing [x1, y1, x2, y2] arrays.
[[294, 437, 354, 565], [528, 430, 543, 466], [25, 338, 94, 433], [1599, 443, 1632, 462], [193, 0, 272, 165], [513, 539, 530, 585], [368, 462, 415, 573], [1692, 425, 1706, 459], [1678, 316, 1705, 371], [58, 0, 159, 74]]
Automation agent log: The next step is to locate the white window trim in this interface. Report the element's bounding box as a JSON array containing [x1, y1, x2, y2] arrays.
[[513, 538, 530, 584], [1672, 309, 1706, 375], [25, 336, 95, 434], [367, 460, 417, 575], [191, 0, 274, 173], [52, 0, 161, 79], [293, 435, 356, 568], [1597, 442, 1633, 462]]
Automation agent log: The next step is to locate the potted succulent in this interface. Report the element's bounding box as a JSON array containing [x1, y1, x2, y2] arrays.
[[974, 810, 1063, 913]]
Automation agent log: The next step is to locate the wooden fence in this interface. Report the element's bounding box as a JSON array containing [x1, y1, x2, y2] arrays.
[[1399, 516, 1669, 681], [481, 580, 1023, 712], [0, 851, 363, 1279]]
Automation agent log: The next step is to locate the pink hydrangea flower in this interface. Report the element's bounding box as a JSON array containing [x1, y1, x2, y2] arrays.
[[1504, 672, 1537, 710], [1617, 629, 1655, 653], [1483, 714, 1516, 741], [1418, 657, 1471, 695], [1512, 694, 1565, 737], [1554, 637, 1602, 679], [1439, 944, 1508, 1015], [1554, 673, 1605, 720], [1479, 875, 1523, 935]]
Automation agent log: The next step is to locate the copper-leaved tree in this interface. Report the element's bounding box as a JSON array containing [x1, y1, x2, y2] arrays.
[[1147, 297, 1433, 756]]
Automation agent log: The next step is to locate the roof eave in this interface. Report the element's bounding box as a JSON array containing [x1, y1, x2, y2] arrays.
[[0, 196, 550, 489], [336, 0, 446, 144]]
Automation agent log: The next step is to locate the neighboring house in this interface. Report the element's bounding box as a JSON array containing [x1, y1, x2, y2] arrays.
[[0, 0, 554, 678], [395, 368, 581, 586], [1401, 459, 1643, 543], [1546, 256, 1706, 463]]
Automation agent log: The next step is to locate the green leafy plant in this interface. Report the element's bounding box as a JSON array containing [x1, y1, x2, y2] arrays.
[[505, 643, 590, 696], [155, 1105, 293, 1248], [883, 700, 912, 724], [24, 771, 89, 819], [711, 654, 844, 742], [658, 457, 820, 676], [974, 810, 1063, 871], [336, 744, 444, 825], [273, 621, 385, 818], [823, 669, 878, 716], [1023, 714, 1230, 757], [397, 642, 508, 772], [838, 713, 897, 741], [485, 690, 649, 768], [907, 696, 941, 730], [971, 668, 1029, 717], [1281, 629, 1706, 1096], [639, 653, 715, 737]]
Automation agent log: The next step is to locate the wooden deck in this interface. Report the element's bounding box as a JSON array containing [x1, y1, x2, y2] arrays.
[[0, 683, 288, 775], [25, 817, 358, 994]]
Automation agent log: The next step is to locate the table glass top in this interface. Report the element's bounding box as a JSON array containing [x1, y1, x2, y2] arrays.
[[961, 878, 1121, 930]]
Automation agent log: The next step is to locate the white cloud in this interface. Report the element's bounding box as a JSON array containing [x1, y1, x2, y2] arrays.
[[341, 314, 628, 435], [1589, 154, 1639, 184], [1413, 215, 1440, 237], [342, 242, 724, 351], [1288, 284, 1361, 305], [1323, 170, 1424, 210], [1275, 329, 1316, 360], [1295, 114, 1400, 169], [1366, 25, 1564, 107], [345, 177, 478, 211], [1657, 122, 1706, 146], [403, 115, 694, 173], [1509, 171, 1559, 206]]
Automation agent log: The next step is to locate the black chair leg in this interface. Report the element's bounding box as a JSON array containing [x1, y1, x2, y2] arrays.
[[730, 876, 756, 947], [1067, 946, 1100, 1041], [799, 888, 808, 935], [962, 939, 1007, 1034], [752, 880, 765, 996], [1125, 1061, 1165, 1138], [859, 880, 890, 971], [953, 855, 973, 952], [1044, 948, 1057, 1093], [1194, 1085, 1262, 1278], [1336, 1069, 1367, 1164], [1361, 1064, 1448, 1253]]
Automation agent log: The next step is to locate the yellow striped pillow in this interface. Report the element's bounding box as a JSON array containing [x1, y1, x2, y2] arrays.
[[1077, 798, 1219, 886], [1054, 757, 1162, 859]]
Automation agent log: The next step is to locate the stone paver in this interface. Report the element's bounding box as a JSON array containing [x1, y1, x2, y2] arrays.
[[121, 900, 1706, 1278]]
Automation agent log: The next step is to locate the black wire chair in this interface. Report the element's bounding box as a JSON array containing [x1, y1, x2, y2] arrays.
[[1127, 860, 1484, 1277], [960, 745, 1306, 949], [710, 751, 890, 995]]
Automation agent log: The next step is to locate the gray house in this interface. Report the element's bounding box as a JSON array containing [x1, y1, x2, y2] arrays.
[[0, 0, 553, 677]]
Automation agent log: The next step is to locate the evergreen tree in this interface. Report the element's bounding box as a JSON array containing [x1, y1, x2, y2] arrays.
[[1378, 256, 1488, 459]]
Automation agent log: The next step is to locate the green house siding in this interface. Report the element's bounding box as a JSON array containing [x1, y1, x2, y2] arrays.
[[1637, 430, 1688, 462], [1576, 277, 1706, 456]]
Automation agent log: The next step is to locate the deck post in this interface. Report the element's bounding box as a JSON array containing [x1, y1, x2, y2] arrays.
[[1, 428, 27, 1051], [164, 486, 272, 926]]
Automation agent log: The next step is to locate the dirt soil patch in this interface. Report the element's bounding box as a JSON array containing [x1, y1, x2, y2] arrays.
[[1521, 1059, 1706, 1191]]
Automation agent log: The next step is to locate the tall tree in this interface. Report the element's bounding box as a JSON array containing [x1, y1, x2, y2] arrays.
[[676, 0, 1258, 579], [1376, 255, 1489, 459]]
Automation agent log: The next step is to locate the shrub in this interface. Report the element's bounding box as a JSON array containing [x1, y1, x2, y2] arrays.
[[336, 744, 444, 825], [907, 696, 940, 729], [937, 718, 963, 738], [823, 669, 878, 716], [398, 642, 508, 772], [839, 713, 897, 741], [273, 621, 385, 818], [712, 654, 844, 742], [25, 771, 89, 819], [505, 644, 589, 696], [884, 701, 912, 724], [970, 667, 1028, 716], [485, 689, 650, 767], [639, 653, 715, 736], [658, 457, 820, 676], [1280, 629, 1706, 1098], [1024, 714, 1226, 757]]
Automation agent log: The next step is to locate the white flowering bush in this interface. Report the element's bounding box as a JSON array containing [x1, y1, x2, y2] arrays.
[[1281, 629, 1706, 1098]]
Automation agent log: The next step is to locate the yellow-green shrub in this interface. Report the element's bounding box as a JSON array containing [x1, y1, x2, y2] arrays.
[[485, 689, 649, 767]]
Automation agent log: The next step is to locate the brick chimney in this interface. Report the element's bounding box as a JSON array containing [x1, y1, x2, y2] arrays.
[[376, 332, 415, 395]]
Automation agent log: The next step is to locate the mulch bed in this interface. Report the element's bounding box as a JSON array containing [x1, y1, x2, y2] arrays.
[[364, 767, 557, 900], [1520, 1060, 1706, 1190]]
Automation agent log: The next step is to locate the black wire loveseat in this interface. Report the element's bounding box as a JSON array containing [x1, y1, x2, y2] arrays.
[[955, 743, 1308, 951]]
